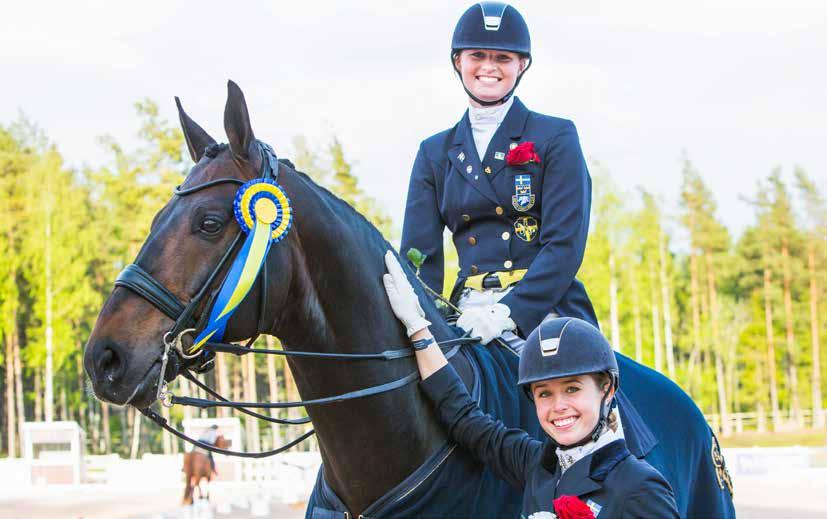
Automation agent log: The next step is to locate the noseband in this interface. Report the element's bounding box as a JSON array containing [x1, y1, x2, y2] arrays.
[[112, 141, 476, 458]]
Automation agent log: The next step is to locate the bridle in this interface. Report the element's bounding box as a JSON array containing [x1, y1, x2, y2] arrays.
[[112, 140, 475, 458]]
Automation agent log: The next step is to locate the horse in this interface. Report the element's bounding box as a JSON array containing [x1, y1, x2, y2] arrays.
[[182, 434, 230, 504], [84, 81, 734, 518]]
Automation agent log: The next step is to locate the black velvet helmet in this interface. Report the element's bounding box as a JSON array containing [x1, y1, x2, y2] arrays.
[[451, 2, 531, 57], [517, 317, 619, 448], [451, 2, 532, 106], [518, 317, 619, 398]]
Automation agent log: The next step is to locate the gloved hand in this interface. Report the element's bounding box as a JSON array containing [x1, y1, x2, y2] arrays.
[[383, 251, 432, 337], [457, 303, 516, 344]]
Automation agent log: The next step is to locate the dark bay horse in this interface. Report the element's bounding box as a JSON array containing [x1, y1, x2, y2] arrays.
[[182, 434, 230, 504], [84, 81, 734, 518]]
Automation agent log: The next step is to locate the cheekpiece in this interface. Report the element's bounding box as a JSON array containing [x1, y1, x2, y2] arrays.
[[233, 178, 292, 243]]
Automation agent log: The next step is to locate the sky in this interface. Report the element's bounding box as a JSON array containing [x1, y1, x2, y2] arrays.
[[2, 0, 825, 241]]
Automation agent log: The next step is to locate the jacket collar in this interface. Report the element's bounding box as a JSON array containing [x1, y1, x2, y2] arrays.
[[448, 113, 499, 204], [480, 97, 530, 179], [541, 439, 631, 498], [448, 98, 531, 204]]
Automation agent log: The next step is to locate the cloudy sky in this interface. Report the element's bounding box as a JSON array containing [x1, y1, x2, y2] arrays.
[[2, 0, 824, 240]]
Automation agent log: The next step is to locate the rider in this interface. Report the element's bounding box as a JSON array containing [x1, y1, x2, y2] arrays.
[[198, 424, 219, 475], [401, 2, 597, 349], [382, 252, 679, 518]]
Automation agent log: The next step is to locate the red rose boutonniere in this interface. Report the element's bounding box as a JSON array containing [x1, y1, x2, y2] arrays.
[[553, 495, 595, 519], [505, 141, 541, 166]]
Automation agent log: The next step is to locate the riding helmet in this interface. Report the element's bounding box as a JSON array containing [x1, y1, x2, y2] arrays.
[[451, 2, 531, 57], [518, 317, 620, 449], [450, 2, 532, 106]]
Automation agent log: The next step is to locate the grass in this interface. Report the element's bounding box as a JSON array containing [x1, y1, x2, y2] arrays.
[[719, 428, 827, 448]]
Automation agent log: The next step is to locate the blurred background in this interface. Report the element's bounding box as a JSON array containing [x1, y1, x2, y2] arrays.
[[1, 1, 825, 517]]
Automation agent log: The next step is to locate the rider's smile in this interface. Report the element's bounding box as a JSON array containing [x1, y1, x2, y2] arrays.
[[532, 375, 608, 446], [454, 49, 525, 107]]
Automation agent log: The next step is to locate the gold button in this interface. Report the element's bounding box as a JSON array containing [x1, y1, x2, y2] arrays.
[[462, 214, 471, 222], [468, 236, 477, 246], [484, 166, 492, 174], [470, 265, 479, 275], [503, 260, 513, 269], [501, 232, 510, 240], [495, 206, 504, 215]]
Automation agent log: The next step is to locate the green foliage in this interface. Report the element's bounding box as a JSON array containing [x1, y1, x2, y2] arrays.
[[406, 247, 427, 271]]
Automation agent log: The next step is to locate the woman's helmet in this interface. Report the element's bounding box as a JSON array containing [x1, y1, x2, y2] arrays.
[[518, 317, 619, 448], [451, 2, 532, 106]]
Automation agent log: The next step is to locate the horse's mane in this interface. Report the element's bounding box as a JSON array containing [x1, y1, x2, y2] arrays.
[[282, 159, 451, 331]]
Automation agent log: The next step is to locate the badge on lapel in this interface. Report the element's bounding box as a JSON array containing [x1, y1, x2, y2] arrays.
[[514, 215, 538, 242], [512, 174, 536, 211]]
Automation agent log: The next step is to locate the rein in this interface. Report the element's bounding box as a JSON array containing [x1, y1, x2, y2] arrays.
[[114, 141, 476, 458]]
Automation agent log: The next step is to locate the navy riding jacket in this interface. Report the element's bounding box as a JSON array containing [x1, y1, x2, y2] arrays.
[[401, 98, 598, 334], [421, 364, 680, 518]]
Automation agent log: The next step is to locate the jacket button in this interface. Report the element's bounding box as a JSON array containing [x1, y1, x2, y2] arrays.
[[495, 206, 504, 215], [470, 265, 479, 275], [503, 260, 513, 269], [462, 214, 471, 222], [501, 231, 510, 240], [468, 236, 477, 246]]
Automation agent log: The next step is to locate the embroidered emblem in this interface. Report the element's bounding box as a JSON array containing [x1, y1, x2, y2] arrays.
[[458, 151, 465, 162], [514, 216, 538, 242], [494, 151, 505, 160], [509, 142, 518, 150], [466, 165, 473, 174], [484, 166, 492, 174], [512, 174, 535, 211], [586, 499, 603, 517], [711, 434, 734, 495]]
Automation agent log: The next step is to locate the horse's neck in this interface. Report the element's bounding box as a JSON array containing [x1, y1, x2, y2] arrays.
[[267, 177, 451, 514]]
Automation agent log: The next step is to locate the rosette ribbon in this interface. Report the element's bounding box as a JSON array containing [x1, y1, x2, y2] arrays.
[[190, 178, 292, 353]]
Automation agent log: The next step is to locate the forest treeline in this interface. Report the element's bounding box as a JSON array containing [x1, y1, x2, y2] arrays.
[[0, 101, 824, 458]]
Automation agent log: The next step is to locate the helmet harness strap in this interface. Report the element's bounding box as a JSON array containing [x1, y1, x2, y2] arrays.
[[452, 53, 532, 107]]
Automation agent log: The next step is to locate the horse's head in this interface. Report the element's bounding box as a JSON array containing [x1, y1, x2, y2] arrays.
[[84, 81, 294, 408]]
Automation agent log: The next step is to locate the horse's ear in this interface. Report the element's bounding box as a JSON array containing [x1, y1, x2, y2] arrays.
[[175, 97, 216, 163], [224, 80, 257, 161]]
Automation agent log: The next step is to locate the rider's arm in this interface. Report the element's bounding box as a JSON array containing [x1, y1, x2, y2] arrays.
[[401, 144, 446, 295], [418, 353, 543, 489], [411, 329, 447, 379]]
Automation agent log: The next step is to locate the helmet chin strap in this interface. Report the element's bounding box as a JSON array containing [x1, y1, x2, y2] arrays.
[[452, 56, 532, 107]]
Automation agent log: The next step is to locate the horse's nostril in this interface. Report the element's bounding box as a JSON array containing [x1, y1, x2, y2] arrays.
[[96, 343, 125, 384]]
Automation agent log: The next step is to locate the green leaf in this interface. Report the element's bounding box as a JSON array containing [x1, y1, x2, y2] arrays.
[[406, 247, 427, 269]]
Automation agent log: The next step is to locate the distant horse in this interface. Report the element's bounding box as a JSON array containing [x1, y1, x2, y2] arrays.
[[182, 434, 230, 504], [84, 81, 734, 518]]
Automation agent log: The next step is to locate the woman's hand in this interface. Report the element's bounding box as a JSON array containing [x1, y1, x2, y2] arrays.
[[384, 251, 447, 379], [456, 303, 516, 344], [383, 251, 432, 337]]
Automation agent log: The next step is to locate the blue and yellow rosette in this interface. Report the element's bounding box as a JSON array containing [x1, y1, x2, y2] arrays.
[[191, 179, 292, 353]]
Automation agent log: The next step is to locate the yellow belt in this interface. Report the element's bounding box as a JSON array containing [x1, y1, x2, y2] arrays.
[[465, 269, 528, 291]]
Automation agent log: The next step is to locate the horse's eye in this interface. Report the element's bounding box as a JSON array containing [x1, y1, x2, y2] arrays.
[[199, 217, 222, 235]]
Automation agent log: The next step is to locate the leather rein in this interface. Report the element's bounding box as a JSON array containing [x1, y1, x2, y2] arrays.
[[112, 141, 474, 458]]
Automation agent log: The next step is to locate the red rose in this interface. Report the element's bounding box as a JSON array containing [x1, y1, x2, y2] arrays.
[[553, 495, 595, 519], [505, 141, 541, 166]]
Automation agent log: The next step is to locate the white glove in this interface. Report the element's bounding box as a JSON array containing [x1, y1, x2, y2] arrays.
[[457, 303, 517, 344], [382, 251, 432, 337]]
